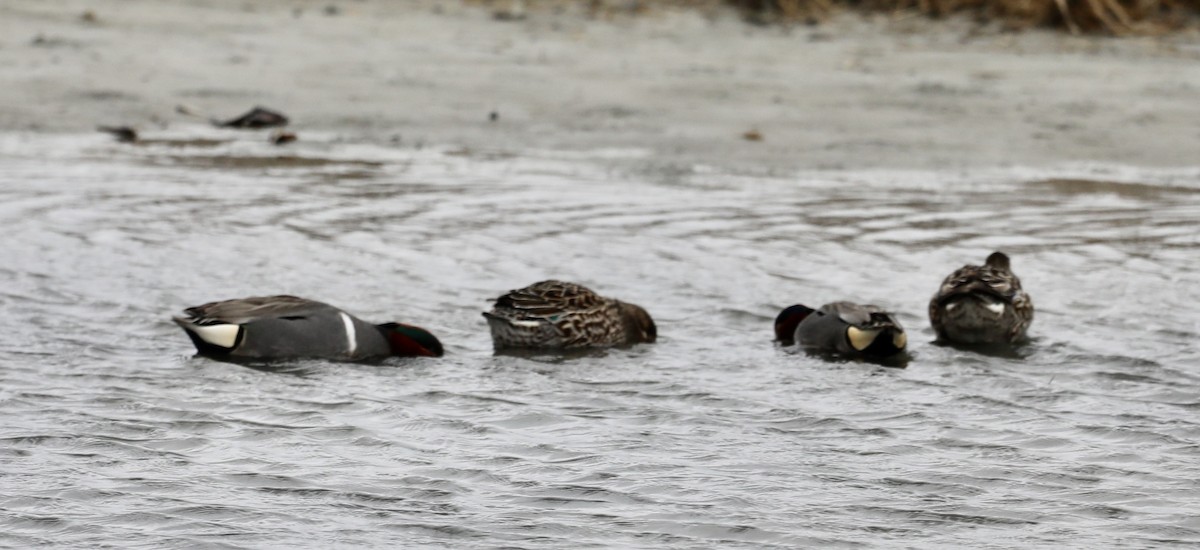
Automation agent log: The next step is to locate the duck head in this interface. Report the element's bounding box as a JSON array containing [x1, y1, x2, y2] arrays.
[[377, 323, 444, 357], [619, 302, 657, 344], [773, 304, 815, 346], [985, 251, 1011, 270]]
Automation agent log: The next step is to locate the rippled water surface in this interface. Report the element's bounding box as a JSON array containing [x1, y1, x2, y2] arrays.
[[2, 131, 1199, 548]]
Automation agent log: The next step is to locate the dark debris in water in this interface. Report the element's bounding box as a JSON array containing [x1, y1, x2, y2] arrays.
[[98, 125, 138, 143], [270, 130, 298, 145], [215, 106, 290, 129]]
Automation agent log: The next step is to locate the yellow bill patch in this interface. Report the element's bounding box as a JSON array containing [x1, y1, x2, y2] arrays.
[[847, 326, 881, 351]]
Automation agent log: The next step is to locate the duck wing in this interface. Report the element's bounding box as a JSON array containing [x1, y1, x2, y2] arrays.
[[180, 295, 332, 325], [490, 280, 609, 320], [936, 264, 1022, 303], [822, 301, 899, 329], [821, 301, 872, 326]]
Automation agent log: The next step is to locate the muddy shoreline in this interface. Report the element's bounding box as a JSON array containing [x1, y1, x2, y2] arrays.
[[2, 0, 1198, 171]]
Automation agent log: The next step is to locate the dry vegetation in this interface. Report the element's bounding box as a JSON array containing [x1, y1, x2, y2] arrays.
[[474, 0, 1200, 34], [732, 0, 1200, 34]]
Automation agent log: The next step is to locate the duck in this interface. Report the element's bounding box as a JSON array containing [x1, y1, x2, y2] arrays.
[[483, 280, 656, 350], [172, 295, 443, 360], [774, 301, 907, 360], [928, 251, 1033, 344]]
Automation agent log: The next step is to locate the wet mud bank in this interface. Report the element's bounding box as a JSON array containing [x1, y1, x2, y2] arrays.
[[2, 0, 1199, 172]]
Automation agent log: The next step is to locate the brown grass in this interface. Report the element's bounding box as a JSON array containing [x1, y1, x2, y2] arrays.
[[472, 0, 1200, 34], [728, 0, 1200, 34]]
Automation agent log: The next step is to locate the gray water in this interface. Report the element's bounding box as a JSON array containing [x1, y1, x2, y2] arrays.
[[2, 130, 1199, 549]]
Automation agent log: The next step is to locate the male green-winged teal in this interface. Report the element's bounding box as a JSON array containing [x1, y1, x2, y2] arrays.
[[172, 295, 443, 360], [483, 280, 656, 350], [774, 301, 907, 360], [929, 251, 1033, 344]]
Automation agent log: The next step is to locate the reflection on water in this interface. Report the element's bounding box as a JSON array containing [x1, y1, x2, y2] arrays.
[[1, 130, 1198, 548], [780, 346, 913, 369]]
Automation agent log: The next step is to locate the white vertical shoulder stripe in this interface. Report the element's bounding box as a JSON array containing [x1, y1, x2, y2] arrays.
[[339, 312, 357, 356]]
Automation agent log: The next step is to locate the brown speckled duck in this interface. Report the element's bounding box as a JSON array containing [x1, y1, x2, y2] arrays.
[[929, 252, 1034, 344], [483, 280, 656, 350]]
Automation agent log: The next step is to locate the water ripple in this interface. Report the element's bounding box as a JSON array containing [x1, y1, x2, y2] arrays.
[[0, 133, 1198, 548]]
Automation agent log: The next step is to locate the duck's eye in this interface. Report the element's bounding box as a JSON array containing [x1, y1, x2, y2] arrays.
[[847, 326, 881, 351]]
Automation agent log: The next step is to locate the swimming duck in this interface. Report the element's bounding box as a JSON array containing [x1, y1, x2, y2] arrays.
[[929, 251, 1033, 344], [774, 301, 907, 359], [483, 280, 656, 350], [172, 295, 443, 360]]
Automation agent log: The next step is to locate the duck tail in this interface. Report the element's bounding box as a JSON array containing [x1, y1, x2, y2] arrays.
[[172, 316, 242, 354]]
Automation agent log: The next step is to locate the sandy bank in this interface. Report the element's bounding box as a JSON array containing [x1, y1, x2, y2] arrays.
[[2, 0, 1198, 171]]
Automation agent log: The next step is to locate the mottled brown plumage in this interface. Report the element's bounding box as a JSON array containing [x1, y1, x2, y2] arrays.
[[483, 280, 656, 350], [929, 252, 1034, 344]]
